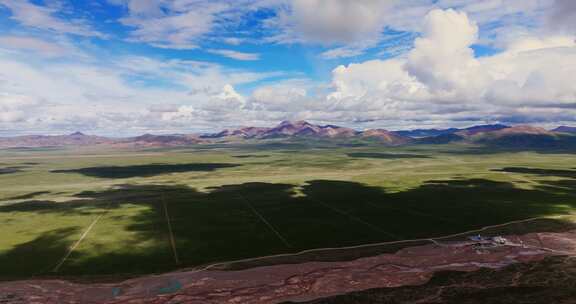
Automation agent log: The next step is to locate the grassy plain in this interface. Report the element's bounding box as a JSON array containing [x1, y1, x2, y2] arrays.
[[1, 140, 576, 279]]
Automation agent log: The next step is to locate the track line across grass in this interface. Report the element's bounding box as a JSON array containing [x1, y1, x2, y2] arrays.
[[51, 203, 112, 273], [364, 201, 457, 224], [162, 192, 180, 265], [237, 192, 293, 248], [178, 216, 569, 275], [304, 197, 402, 240]]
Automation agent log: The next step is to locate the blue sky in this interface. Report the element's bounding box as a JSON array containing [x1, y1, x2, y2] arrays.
[[0, 0, 575, 135]]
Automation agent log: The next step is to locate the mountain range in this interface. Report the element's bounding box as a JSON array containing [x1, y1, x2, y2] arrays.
[[1, 121, 575, 149], [203, 121, 360, 140], [553, 126, 576, 133], [393, 124, 508, 138]]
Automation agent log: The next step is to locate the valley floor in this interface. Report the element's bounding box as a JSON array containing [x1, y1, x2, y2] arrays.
[[1, 221, 575, 304], [1, 141, 576, 280]]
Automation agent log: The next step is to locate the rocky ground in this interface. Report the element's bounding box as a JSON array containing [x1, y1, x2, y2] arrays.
[[0, 230, 575, 304], [289, 255, 576, 304]]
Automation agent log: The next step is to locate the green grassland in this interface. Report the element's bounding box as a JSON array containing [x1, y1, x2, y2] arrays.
[[1, 140, 576, 279]]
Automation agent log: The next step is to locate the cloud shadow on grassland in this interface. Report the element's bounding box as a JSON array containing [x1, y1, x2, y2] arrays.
[[3, 191, 51, 201], [233, 154, 271, 158], [347, 152, 432, 159], [0, 166, 26, 175], [436, 143, 576, 155], [51, 163, 242, 179], [494, 167, 576, 179], [1, 173, 576, 279]]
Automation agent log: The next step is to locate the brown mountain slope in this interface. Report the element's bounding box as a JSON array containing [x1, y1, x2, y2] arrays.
[[361, 129, 412, 145], [0, 132, 112, 148]]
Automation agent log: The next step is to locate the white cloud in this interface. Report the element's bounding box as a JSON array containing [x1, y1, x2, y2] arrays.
[[482, 45, 576, 105], [388, 0, 551, 31], [267, 0, 558, 60], [0, 93, 40, 123], [2, 3, 576, 134], [274, 0, 393, 45], [126, 0, 164, 16], [318, 38, 381, 59], [369, 0, 557, 51], [207, 49, 260, 61], [0, 46, 283, 134], [111, 0, 278, 49], [548, 0, 576, 33], [244, 8, 576, 129], [329, 59, 421, 101], [120, 8, 216, 49], [406, 9, 483, 95], [0, 0, 104, 37], [0, 35, 79, 57], [198, 84, 246, 111], [251, 82, 311, 111], [223, 37, 243, 45], [506, 35, 576, 52], [320, 47, 365, 59], [327, 8, 576, 111]]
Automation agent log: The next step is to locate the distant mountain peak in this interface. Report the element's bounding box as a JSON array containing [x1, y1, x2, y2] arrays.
[[361, 129, 412, 145], [202, 120, 359, 139], [494, 125, 550, 135], [278, 120, 312, 127], [395, 124, 510, 139], [456, 124, 510, 136], [553, 126, 576, 133], [69, 131, 86, 136]]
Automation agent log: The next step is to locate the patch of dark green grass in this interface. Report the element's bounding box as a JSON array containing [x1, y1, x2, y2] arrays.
[[440, 144, 576, 155], [494, 167, 576, 179], [337, 143, 369, 147], [0, 227, 78, 279], [347, 152, 431, 159], [51, 163, 241, 179], [0, 200, 68, 213], [232, 154, 270, 158], [0, 167, 24, 175], [3, 191, 50, 201]]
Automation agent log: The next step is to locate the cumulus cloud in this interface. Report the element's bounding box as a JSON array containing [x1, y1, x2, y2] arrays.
[[329, 59, 420, 101], [406, 9, 482, 95], [274, 0, 393, 45], [0, 94, 40, 123], [0, 47, 283, 134], [200, 84, 246, 111], [2, 3, 576, 134], [251, 83, 311, 112], [266, 0, 558, 59], [245, 8, 576, 129], [482, 44, 576, 105], [322, 10, 576, 126], [374, 0, 557, 51]]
